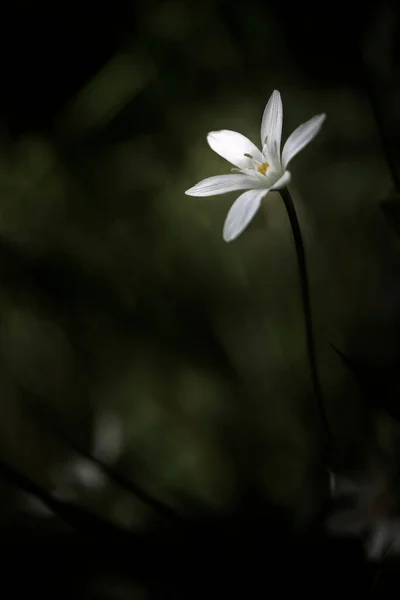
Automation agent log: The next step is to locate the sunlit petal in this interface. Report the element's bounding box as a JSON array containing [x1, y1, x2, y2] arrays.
[[185, 174, 258, 197], [223, 188, 269, 242], [269, 170, 291, 190], [261, 90, 283, 147], [207, 130, 263, 169], [262, 142, 281, 173], [282, 113, 326, 170], [261, 90, 283, 170]]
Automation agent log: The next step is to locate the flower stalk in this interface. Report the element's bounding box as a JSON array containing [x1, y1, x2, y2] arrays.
[[280, 186, 333, 462]]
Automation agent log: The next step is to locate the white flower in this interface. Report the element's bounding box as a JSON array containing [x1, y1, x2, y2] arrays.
[[185, 90, 326, 242]]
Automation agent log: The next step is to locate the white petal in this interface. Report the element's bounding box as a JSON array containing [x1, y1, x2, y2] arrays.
[[223, 188, 269, 242], [207, 130, 263, 169], [270, 170, 291, 190], [262, 142, 281, 173], [185, 174, 257, 197], [282, 113, 326, 170], [261, 90, 283, 170]]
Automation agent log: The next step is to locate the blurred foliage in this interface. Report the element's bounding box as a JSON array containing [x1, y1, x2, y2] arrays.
[[1, 0, 400, 596]]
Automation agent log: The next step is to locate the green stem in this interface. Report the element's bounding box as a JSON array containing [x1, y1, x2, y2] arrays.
[[280, 187, 333, 462]]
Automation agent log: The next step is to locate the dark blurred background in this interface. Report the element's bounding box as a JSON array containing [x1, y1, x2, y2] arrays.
[[0, 0, 400, 596]]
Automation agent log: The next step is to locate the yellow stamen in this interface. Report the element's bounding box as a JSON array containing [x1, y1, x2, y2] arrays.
[[257, 162, 269, 175]]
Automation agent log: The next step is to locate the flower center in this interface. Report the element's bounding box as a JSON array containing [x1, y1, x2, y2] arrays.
[[257, 162, 269, 175]]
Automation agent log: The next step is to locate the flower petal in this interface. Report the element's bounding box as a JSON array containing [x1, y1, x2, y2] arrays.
[[207, 130, 263, 169], [262, 142, 281, 173], [270, 170, 291, 190], [185, 174, 258, 197], [282, 113, 326, 170], [261, 90, 283, 169], [223, 188, 269, 242]]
